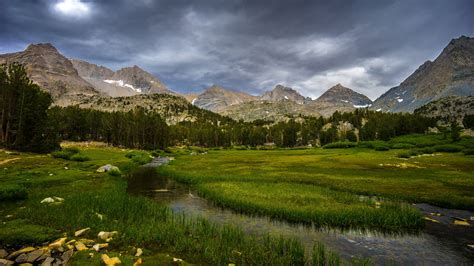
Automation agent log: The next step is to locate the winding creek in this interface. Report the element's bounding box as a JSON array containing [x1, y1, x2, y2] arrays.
[[127, 165, 474, 265]]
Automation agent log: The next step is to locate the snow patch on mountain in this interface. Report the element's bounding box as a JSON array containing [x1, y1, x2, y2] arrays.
[[104, 79, 142, 93]]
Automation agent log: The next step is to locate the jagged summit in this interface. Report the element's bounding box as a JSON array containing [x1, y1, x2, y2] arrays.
[[261, 84, 311, 104]]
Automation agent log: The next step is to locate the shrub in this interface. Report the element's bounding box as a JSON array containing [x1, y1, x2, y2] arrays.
[[70, 154, 91, 162], [463, 149, 474, 155], [432, 145, 463, 153], [420, 147, 435, 154], [391, 143, 415, 149], [63, 147, 80, 154], [374, 145, 390, 151], [108, 168, 122, 177], [357, 141, 387, 149], [51, 151, 72, 160], [397, 153, 411, 158], [125, 151, 152, 165], [323, 141, 357, 149], [0, 184, 28, 201]]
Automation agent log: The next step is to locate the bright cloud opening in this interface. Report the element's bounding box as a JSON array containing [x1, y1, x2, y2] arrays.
[[54, 0, 90, 18]]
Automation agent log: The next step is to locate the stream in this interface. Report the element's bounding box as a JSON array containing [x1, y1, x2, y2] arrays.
[[127, 166, 474, 265]]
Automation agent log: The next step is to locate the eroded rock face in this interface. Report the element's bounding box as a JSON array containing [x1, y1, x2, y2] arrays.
[[0, 43, 98, 99], [260, 85, 312, 104], [372, 36, 474, 112], [192, 85, 257, 112]]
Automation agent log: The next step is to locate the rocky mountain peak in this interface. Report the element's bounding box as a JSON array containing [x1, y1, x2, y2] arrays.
[[261, 84, 311, 104], [25, 43, 58, 53]]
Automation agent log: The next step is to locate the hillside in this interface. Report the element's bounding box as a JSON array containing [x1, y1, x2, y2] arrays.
[[372, 36, 474, 112], [192, 85, 257, 111], [414, 96, 474, 121]]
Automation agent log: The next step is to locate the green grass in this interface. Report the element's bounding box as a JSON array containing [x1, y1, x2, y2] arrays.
[[160, 138, 474, 231], [0, 184, 27, 201], [0, 145, 327, 265]]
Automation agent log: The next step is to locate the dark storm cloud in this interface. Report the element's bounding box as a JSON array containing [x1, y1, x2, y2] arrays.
[[1, 0, 473, 99]]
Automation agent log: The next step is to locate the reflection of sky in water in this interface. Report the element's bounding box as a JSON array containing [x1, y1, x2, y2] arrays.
[[128, 168, 473, 265]]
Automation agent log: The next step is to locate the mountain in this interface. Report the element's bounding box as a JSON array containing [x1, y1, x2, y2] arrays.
[[220, 100, 319, 122], [372, 36, 474, 112], [63, 93, 228, 125], [260, 85, 312, 104], [192, 85, 257, 111], [306, 84, 373, 116], [109, 65, 171, 94], [0, 43, 98, 99], [70, 59, 139, 97], [414, 96, 474, 122]]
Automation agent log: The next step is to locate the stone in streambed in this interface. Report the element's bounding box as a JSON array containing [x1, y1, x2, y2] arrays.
[[6, 247, 36, 260], [61, 250, 73, 264], [25, 249, 47, 263], [15, 254, 29, 264], [40, 257, 54, 266], [49, 237, 67, 250]]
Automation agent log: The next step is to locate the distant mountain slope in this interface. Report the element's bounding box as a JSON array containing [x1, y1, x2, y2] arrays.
[[220, 100, 319, 122], [192, 85, 257, 111], [62, 93, 227, 125], [414, 96, 474, 121], [372, 36, 474, 112], [260, 85, 311, 104], [306, 84, 373, 116], [71, 59, 173, 97], [0, 43, 98, 99]]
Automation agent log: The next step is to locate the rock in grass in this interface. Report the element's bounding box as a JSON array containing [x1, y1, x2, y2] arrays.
[[134, 248, 143, 257], [6, 247, 36, 260], [133, 257, 142, 266], [25, 249, 46, 263], [48, 237, 67, 250], [0, 249, 8, 259], [75, 242, 87, 251], [101, 254, 121, 266], [15, 254, 28, 264], [40, 257, 54, 266], [74, 227, 90, 237], [61, 250, 73, 264], [98, 231, 118, 241], [453, 220, 470, 226], [92, 243, 109, 252], [0, 259, 14, 266], [96, 164, 119, 173], [40, 197, 55, 204]]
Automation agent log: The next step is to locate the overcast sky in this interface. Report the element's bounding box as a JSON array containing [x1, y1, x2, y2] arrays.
[[1, 0, 473, 99]]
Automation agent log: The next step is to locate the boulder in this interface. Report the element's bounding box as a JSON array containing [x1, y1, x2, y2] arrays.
[[135, 248, 143, 257], [133, 258, 142, 266], [25, 249, 46, 263], [61, 250, 73, 264], [96, 164, 119, 173], [15, 254, 28, 264], [92, 243, 109, 252], [75, 242, 87, 251]]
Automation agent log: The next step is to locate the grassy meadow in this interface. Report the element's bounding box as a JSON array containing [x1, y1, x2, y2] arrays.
[[0, 145, 335, 265], [160, 134, 474, 231]]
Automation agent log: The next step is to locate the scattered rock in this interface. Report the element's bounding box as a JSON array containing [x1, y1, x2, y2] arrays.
[[18, 263, 33, 266], [0, 259, 14, 266], [96, 164, 119, 173], [6, 247, 36, 260], [40, 197, 64, 204], [98, 231, 118, 241], [95, 212, 104, 220], [424, 217, 440, 223], [133, 257, 142, 266], [74, 227, 90, 237], [0, 249, 8, 259], [173, 258, 183, 262], [15, 254, 28, 264], [25, 249, 46, 263], [101, 254, 121, 266], [78, 239, 95, 247], [40, 257, 54, 266], [134, 248, 142, 257], [93, 243, 109, 252], [61, 250, 73, 264], [75, 242, 87, 251], [468, 244, 474, 250], [453, 220, 470, 226], [49, 237, 67, 250]]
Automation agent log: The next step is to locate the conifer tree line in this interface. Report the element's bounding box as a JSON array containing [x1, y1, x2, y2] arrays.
[[1, 63, 439, 152]]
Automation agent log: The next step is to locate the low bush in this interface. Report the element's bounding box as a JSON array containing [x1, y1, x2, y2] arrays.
[[397, 152, 411, 158], [0, 184, 27, 201], [432, 145, 463, 153], [108, 168, 122, 177], [70, 154, 91, 162], [51, 147, 81, 160], [125, 151, 152, 165], [323, 141, 357, 149], [463, 149, 474, 155], [391, 143, 415, 149], [63, 147, 80, 154], [374, 145, 390, 151], [357, 141, 387, 149], [420, 147, 435, 154]]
